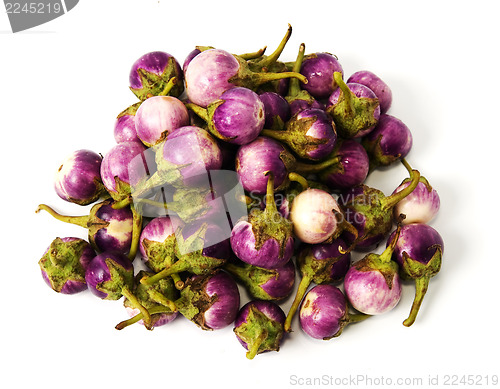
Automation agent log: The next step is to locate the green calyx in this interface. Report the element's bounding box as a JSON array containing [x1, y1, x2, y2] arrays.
[[249, 173, 293, 258], [185, 100, 237, 143], [124, 270, 178, 314], [298, 246, 345, 285], [141, 236, 177, 273], [224, 262, 280, 301], [286, 43, 317, 105], [326, 72, 380, 138], [234, 304, 284, 359], [261, 113, 328, 161], [117, 101, 142, 119], [130, 57, 184, 100], [355, 253, 399, 290], [38, 238, 89, 292], [140, 223, 226, 286], [362, 133, 400, 169], [97, 258, 134, 301], [174, 272, 219, 330]]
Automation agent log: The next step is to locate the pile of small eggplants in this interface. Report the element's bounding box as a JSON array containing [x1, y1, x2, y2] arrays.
[[36, 25, 443, 359]]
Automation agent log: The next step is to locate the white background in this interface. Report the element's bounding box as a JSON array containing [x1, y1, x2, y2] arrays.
[[1, 1, 499, 388]]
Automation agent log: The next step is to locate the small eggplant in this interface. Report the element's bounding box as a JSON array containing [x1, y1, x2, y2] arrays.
[[299, 284, 368, 339], [344, 224, 403, 315], [230, 172, 294, 269], [326, 72, 380, 138], [299, 52, 343, 100], [389, 223, 444, 327], [54, 149, 106, 206], [224, 260, 295, 301], [85, 251, 154, 329], [234, 300, 286, 359], [259, 92, 291, 130], [129, 51, 184, 100], [39, 237, 96, 294], [261, 108, 337, 161], [347, 70, 392, 114], [284, 238, 351, 332], [362, 113, 413, 170]]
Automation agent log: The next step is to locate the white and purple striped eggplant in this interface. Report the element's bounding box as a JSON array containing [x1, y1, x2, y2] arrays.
[[39, 237, 96, 294], [54, 149, 105, 206]]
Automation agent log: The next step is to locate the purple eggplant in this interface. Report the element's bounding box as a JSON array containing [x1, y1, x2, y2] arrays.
[[114, 103, 141, 144], [362, 113, 413, 169], [389, 223, 444, 327], [184, 48, 307, 108], [122, 270, 179, 329], [347, 70, 392, 114], [176, 270, 240, 330], [140, 221, 231, 286], [392, 162, 440, 224], [318, 139, 370, 190], [290, 188, 354, 244], [100, 141, 153, 202], [299, 285, 368, 340], [36, 199, 134, 255], [286, 43, 325, 116], [299, 52, 343, 100], [39, 237, 96, 294], [132, 126, 223, 200], [139, 215, 184, 288], [54, 149, 105, 206], [234, 300, 285, 359], [224, 260, 295, 301], [261, 108, 337, 161], [326, 72, 380, 138], [129, 51, 184, 100], [344, 225, 403, 315], [230, 173, 294, 269], [284, 238, 351, 332], [235, 136, 342, 196], [259, 92, 291, 130], [134, 96, 190, 147], [186, 87, 265, 145], [338, 162, 421, 250], [85, 251, 153, 329]]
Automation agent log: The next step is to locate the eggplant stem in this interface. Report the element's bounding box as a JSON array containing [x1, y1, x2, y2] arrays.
[[403, 276, 430, 327], [36, 204, 89, 228], [246, 329, 268, 360], [140, 260, 188, 286], [381, 169, 421, 211], [121, 286, 153, 330], [115, 305, 171, 330], [158, 76, 177, 96], [288, 172, 309, 190], [184, 102, 209, 122], [127, 204, 142, 260], [256, 24, 292, 69], [284, 274, 312, 332], [288, 43, 306, 97], [334, 72, 354, 115], [294, 155, 341, 174]]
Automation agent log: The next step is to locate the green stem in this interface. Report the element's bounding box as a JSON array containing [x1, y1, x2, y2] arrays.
[[264, 171, 277, 214], [254, 71, 308, 86], [255, 24, 292, 69], [379, 223, 402, 263], [348, 312, 371, 324], [288, 43, 305, 97], [238, 46, 267, 60], [403, 276, 430, 327], [112, 196, 132, 210], [223, 262, 247, 280], [288, 172, 309, 190], [158, 76, 177, 96], [140, 260, 189, 286], [127, 204, 142, 260], [115, 305, 171, 330], [284, 274, 312, 332], [246, 329, 268, 360], [334, 71, 354, 115], [35, 204, 89, 228], [164, 253, 184, 290], [260, 128, 288, 142], [381, 169, 421, 211], [294, 155, 341, 174], [184, 102, 209, 122], [121, 286, 153, 330], [146, 289, 177, 312]]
